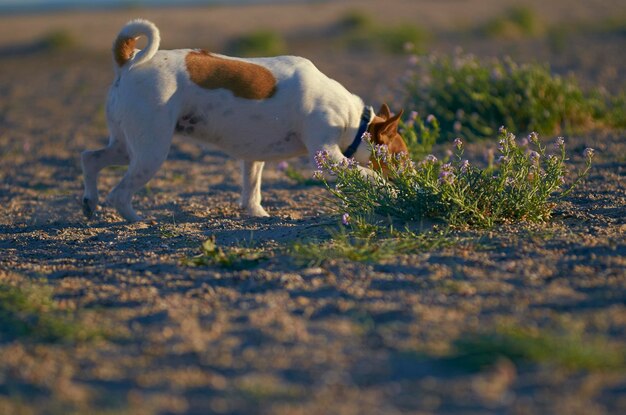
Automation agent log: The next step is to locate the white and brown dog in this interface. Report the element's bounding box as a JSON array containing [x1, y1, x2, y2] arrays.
[[81, 19, 408, 221]]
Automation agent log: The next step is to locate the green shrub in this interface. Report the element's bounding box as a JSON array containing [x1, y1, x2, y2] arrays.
[[227, 30, 286, 57], [399, 112, 440, 159], [378, 24, 429, 54], [314, 128, 593, 230], [339, 11, 429, 54], [0, 280, 99, 343], [450, 325, 625, 371], [38, 29, 78, 51], [482, 6, 543, 39], [404, 54, 602, 141], [337, 10, 375, 32]]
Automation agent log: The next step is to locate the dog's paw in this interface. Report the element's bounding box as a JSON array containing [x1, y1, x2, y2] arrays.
[[245, 205, 270, 217], [82, 197, 97, 219]]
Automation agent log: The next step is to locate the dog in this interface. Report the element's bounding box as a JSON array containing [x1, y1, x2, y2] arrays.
[[81, 19, 408, 221]]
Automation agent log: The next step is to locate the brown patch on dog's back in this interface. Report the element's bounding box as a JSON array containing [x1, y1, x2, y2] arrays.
[[185, 50, 277, 100], [113, 36, 137, 67]]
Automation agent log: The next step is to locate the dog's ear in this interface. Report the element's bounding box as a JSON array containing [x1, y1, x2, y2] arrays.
[[380, 109, 404, 136], [369, 108, 404, 145], [377, 103, 392, 120]]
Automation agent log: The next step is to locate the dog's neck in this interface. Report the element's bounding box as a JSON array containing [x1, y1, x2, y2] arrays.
[[342, 106, 374, 160]]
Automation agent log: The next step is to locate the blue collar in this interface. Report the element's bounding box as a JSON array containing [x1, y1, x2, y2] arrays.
[[342, 106, 373, 158]]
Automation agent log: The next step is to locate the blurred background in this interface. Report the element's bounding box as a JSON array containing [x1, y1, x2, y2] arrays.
[[0, 2, 625, 414], [1, 0, 624, 106]]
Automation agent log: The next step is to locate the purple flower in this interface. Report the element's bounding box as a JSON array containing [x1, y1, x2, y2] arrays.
[[340, 158, 358, 169], [506, 132, 516, 147], [426, 114, 436, 124], [583, 147, 595, 159], [529, 150, 540, 164], [409, 111, 419, 120], [497, 138, 506, 152], [529, 132, 539, 144], [438, 170, 455, 184], [373, 144, 390, 163], [407, 55, 419, 66], [312, 170, 324, 180], [425, 154, 438, 163], [342, 213, 350, 226], [453, 137, 463, 149], [277, 161, 289, 172], [555, 137, 565, 149], [460, 159, 470, 173], [314, 150, 330, 169], [361, 131, 373, 143]]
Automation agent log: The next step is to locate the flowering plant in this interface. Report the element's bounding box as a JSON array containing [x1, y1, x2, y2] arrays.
[[315, 128, 593, 229], [402, 53, 621, 141]]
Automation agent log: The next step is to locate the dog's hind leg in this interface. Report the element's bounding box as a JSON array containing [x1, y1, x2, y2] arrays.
[[105, 128, 172, 222], [107, 132, 172, 222], [81, 130, 130, 218], [240, 160, 269, 217]]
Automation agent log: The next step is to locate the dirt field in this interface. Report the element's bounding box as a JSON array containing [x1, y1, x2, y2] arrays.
[[1, 1, 625, 414]]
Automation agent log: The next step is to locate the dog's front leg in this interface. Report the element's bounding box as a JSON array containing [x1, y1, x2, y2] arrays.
[[240, 160, 269, 217]]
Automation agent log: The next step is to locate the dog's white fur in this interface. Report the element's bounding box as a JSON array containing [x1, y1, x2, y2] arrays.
[[81, 19, 379, 221]]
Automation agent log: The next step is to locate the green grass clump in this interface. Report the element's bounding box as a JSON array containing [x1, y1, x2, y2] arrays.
[[404, 54, 608, 141], [315, 128, 593, 230], [337, 10, 375, 32], [182, 236, 267, 270], [291, 227, 451, 265], [282, 166, 323, 186], [0, 280, 98, 343], [38, 29, 78, 51], [338, 11, 429, 54], [482, 6, 544, 39], [450, 325, 625, 371], [227, 30, 287, 57]]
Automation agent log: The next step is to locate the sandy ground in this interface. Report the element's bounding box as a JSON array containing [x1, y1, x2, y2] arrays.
[[0, 1, 625, 414]]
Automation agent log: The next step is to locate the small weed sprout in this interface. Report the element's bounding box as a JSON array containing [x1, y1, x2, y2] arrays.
[[316, 128, 593, 230], [183, 236, 267, 270]]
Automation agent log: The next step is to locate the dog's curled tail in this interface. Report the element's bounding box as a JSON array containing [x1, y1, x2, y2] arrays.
[[112, 19, 160, 70]]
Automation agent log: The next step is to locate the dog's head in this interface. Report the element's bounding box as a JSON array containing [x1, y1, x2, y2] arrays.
[[367, 104, 408, 174]]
